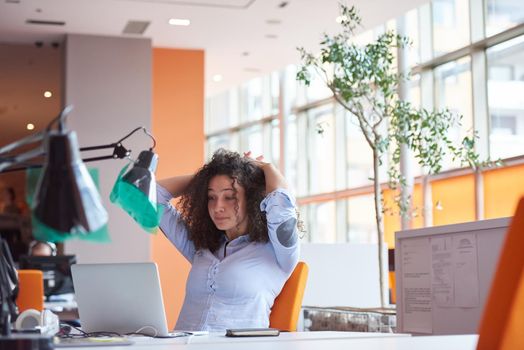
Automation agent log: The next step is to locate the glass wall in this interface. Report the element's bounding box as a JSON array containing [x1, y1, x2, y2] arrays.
[[307, 105, 336, 195], [486, 0, 524, 36], [205, 0, 524, 244], [432, 0, 470, 55], [487, 35, 524, 159], [347, 195, 376, 244], [434, 57, 474, 169]]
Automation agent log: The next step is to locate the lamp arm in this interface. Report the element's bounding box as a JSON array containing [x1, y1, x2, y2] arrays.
[[80, 143, 117, 152], [0, 142, 131, 174], [80, 143, 130, 160], [0, 124, 153, 174], [83, 155, 122, 163], [116, 127, 156, 150], [0, 131, 44, 156], [0, 148, 44, 172]]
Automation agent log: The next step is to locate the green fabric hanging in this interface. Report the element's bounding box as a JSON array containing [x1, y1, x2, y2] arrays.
[[26, 167, 110, 243]]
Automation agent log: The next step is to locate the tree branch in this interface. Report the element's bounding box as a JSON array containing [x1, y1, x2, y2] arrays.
[[331, 91, 375, 148]]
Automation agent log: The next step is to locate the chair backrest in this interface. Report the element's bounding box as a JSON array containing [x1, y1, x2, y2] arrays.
[[269, 261, 309, 332], [17, 269, 44, 312], [477, 197, 524, 350]]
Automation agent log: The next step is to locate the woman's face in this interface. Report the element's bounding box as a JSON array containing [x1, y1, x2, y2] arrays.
[[207, 175, 248, 239]]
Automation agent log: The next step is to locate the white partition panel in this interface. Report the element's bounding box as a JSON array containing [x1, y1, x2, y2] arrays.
[[300, 243, 386, 308], [395, 217, 510, 335]]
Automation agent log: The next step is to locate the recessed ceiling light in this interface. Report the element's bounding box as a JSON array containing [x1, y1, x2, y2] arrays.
[[242, 51, 250, 56], [168, 18, 190, 26], [27, 123, 35, 130], [336, 15, 347, 24], [212, 74, 223, 82], [43, 91, 52, 98]]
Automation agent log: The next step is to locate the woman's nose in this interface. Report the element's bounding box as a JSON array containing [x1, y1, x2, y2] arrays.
[[213, 198, 225, 212]]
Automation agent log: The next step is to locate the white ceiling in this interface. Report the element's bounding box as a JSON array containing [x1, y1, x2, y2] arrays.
[[0, 0, 428, 97]]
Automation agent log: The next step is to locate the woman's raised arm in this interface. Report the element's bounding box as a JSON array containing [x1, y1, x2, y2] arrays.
[[158, 174, 194, 198]]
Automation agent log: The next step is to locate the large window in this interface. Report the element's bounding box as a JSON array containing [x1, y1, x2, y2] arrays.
[[205, 0, 524, 245], [345, 111, 374, 188], [302, 201, 337, 243], [486, 0, 524, 36], [205, 89, 239, 134], [433, 0, 470, 55], [307, 105, 336, 195], [434, 57, 473, 169], [487, 35, 524, 159], [240, 76, 271, 121], [347, 195, 376, 243]]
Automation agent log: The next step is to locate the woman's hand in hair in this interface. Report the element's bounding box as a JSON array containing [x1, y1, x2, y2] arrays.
[[243, 151, 287, 193]]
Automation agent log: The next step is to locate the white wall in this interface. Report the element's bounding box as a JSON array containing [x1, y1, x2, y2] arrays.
[[64, 34, 152, 263], [300, 243, 387, 308]]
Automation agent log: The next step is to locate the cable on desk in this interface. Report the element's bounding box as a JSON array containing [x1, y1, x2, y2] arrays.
[[130, 325, 157, 337], [55, 323, 191, 339]]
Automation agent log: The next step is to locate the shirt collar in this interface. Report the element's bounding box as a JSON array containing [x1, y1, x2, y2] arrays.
[[222, 233, 250, 244]]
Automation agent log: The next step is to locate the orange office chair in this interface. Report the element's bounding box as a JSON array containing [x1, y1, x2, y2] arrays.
[[269, 261, 309, 332], [477, 197, 524, 350], [16, 269, 44, 312]]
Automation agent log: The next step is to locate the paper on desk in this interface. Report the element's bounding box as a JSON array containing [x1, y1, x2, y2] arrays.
[[401, 237, 432, 334], [431, 236, 454, 307], [453, 233, 479, 307]]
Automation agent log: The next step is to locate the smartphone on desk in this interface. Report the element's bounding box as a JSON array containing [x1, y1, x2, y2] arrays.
[[225, 328, 280, 337]]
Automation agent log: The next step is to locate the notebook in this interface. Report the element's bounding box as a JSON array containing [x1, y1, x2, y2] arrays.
[[71, 262, 172, 337]]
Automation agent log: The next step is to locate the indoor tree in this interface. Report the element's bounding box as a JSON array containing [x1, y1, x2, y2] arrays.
[[297, 4, 484, 308]]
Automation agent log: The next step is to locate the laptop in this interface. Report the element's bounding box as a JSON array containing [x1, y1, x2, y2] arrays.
[[71, 262, 171, 337]]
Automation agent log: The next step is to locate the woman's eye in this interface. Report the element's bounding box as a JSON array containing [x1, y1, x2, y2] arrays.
[[208, 196, 216, 201], [225, 196, 236, 201]]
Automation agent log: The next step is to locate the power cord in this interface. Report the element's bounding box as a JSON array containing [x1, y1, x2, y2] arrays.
[[56, 323, 191, 339]]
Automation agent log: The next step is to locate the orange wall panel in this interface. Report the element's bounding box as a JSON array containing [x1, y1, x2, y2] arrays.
[[151, 48, 204, 329], [484, 164, 524, 219], [432, 174, 475, 226]]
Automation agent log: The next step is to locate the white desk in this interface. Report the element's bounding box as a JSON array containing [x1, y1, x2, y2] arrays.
[[55, 331, 478, 350]]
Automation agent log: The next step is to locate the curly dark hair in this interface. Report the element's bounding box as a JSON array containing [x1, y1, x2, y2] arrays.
[[178, 149, 268, 252]]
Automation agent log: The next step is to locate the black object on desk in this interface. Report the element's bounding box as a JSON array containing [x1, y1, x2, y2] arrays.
[[18, 255, 76, 298], [0, 334, 54, 350]]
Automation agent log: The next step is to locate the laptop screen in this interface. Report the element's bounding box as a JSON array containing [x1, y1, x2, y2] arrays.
[[71, 262, 170, 336]]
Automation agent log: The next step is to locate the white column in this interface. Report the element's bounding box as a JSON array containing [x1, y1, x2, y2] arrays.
[[64, 34, 152, 263]]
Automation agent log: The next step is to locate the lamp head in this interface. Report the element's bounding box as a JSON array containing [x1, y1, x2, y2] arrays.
[[110, 150, 161, 232], [32, 130, 108, 234], [122, 150, 158, 198]]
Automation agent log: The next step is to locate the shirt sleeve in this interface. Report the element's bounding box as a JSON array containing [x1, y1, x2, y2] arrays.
[[157, 184, 196, 263], [260, 188, 300, 274]]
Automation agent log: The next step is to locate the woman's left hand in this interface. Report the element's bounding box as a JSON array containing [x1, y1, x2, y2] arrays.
[[243, 151, 287, 191], [243, 151, 269, 169]]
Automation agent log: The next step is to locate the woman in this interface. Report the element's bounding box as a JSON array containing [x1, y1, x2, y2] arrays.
[[157, 149, 300, 331]]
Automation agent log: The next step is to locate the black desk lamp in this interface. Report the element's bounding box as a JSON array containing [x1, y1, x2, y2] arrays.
[[0, 106, 161, 347], [0, 105, 160, 240]]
